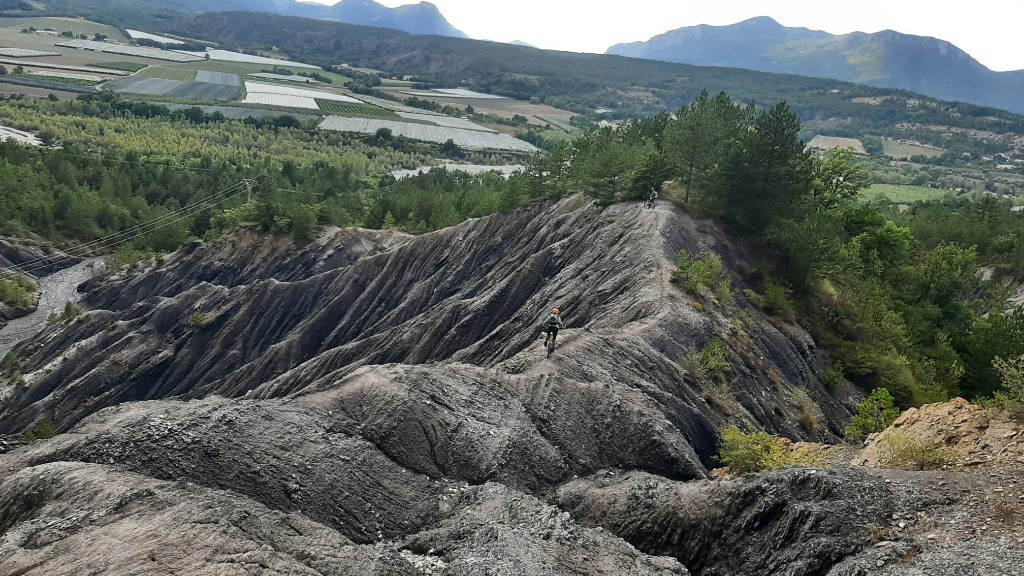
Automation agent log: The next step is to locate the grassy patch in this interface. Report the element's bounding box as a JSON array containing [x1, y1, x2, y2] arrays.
[[315, 100, 397, 117], [135, 66, 196, 81], [7, 17, 127, 41], [876, 433, 955, 470], [881, 139, 944, 160], [90, 61, 148, 72], [862, 184, 956, 203]]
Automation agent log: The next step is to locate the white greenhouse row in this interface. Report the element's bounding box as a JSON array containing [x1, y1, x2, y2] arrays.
[[174, 49, 318, 69], [124, 29, 185, 45], [240, 93, 319, 109], [243, 81, 360, 103], [56, 40, 204, 62], [395, 112, 496, 132], [318, 116, 539, 153]]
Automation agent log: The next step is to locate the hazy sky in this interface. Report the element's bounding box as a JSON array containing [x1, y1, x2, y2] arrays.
[[306, 0, 1021, 71]]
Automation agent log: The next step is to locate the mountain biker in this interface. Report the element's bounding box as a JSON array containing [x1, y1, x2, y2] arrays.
[[542, 308, 563, 348], [646, 188, 658, 208]]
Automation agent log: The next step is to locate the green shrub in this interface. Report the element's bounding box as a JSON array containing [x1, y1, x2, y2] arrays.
[[109, 244, 156, 270], [0, 274, 37, 309], [46, 301, 81, 325], [822, 361, 846, 390], [985, 354, 1024, 418], [876, 433, 955, 470], [679, 336, 729, 380], [23, 418, 57, 441], [0, 351, 19, 374], [845, 387, 901, 440], [717, 425, 829, 475], [761, 280, 796, 322], [188, 310, 206, 329], [673, 252, 728, 298]]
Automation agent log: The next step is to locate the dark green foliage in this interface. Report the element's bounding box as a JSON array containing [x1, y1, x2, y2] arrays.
[[315, 100, 397, 117], [663, 91, 746, 206], [0, 351, 19, 374], [23, 417, 57, 441], [46, 301, 81, 325], [716, 425, 829, 475], [845, 388, 901, 440], [717, 102, 811, 231], [0, 274, 36, 309]]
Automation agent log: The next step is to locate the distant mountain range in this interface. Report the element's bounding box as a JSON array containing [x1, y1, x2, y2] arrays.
[[607, 16, 1024, 115], [0, 0, 467, 38]]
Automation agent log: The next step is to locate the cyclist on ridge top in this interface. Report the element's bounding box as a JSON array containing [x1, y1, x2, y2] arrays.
[[543, 308, 563, 349]]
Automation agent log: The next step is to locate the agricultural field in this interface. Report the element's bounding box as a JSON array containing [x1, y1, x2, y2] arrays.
[[882, 138, 945, 160], [0, 57, 128, 76], [159, 103, 319, 121], [862, 184, 957, 203], [135, 66, 196, 81], [0, 16, 127, 41], [28, 71, 105, 83], [198, 49, 318, 69], [124, 29, 185, 45], [242, 81, 360, 108], [96, 59, 353, 86], [248, 72, 318, 84], [377, 85, 575, 126], [350, 93, 445, 116], [534, 115, 573, 132], [106, 76, 240, 101], [315, 100, 397, 118], [92, 62, 149, 72], [403, 88, 506, 100], [396, 111, 495, 132], [0, 82, 79, 99], [318, 116, 539, 153], [195, 70, 239, 86], [56, 39, 204, 62], [807, 135, 866, 154], [241, 92, 318, 109], [0, 48, 59, 57]]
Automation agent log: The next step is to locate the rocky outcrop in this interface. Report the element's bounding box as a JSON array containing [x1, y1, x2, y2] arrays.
[[558, 467, 900, 576], [854, 398, 1024, 468], [0, 461, 685, 575], [0, 198, 864, 573], [0, 237, 80, 282], [1, 199, 853, 445]]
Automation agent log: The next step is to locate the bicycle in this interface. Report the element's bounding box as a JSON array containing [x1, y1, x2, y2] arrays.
[[545, 332, 557, 357], [643, 197, 656, 209]]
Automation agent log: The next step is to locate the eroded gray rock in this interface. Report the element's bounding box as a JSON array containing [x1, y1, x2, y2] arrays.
[[0, 199, 868, 574]]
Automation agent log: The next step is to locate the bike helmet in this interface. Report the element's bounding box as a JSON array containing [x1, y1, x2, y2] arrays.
[[552, 308, 560, 314]]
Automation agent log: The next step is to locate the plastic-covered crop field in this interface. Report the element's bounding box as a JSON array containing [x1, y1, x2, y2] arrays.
[[319, 116, 538, 152]]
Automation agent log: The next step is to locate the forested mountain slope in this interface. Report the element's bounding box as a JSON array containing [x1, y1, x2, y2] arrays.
[[149, 11, 1024, 143], [607, 16, 1024, 115], [0, 0, 467, 37]]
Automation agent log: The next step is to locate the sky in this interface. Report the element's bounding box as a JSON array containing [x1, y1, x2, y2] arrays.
[[305, 0, 1022, 72]]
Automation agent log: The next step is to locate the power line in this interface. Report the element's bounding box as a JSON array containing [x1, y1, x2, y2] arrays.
[[0, 180, 254, 281]]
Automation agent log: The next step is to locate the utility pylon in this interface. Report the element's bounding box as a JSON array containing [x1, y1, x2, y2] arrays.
[[239, 178, 256, 202]]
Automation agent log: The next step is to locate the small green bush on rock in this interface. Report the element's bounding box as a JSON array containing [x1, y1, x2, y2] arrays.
[[23, 418, 57, 441], [716, 425, 829, 476], [876, 433, 955, 470]]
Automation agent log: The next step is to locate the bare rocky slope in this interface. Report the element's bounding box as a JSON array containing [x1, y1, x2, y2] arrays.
[[3, 198, 1009, 574]]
